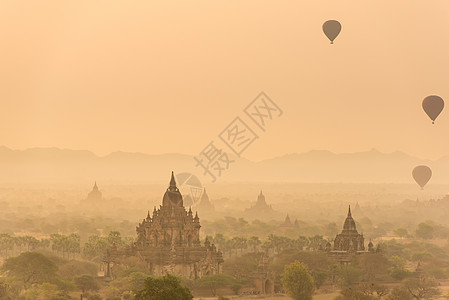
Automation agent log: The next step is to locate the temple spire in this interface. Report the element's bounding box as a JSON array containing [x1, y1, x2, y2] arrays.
[[93, 181, 98, 190], [347, 205, 352, 218], [169, 171, 177, 191]]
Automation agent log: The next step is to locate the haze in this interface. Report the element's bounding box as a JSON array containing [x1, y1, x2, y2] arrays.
[[1, 1, 449, 162], [2, 2, 449, 299]]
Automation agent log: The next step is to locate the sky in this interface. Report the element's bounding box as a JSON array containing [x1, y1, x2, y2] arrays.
[[1, 1, 449, 161]]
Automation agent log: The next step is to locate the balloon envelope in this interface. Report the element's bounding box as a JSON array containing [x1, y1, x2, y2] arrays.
[[323, 20, 341, 44], [412, 165, 432, 189], [422, 95, 444, 124]]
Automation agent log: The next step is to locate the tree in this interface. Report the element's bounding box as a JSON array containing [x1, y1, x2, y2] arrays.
[[18, 282, 74, 300], [1, 252, 58, 288], [372, 283, 389, 299], [0, 280, 17, 299], [337, 265, 362, 286], [387, 287, 412, 300], [271, 249, 335, 287], [14, 236, 25, 254], [109, 269, 150, 297], [222, 253, 262, 279], [83, 234, 109, 259], [108, 231, 123, 247], [67, 233, 81, 258], [213, 233, 227, 252], [339, 285, 374, 300], [0, 234, 14, 257], [338, 283, 388, 300], [281, 261, 315, 300], [74, 274, 99, 294], [22, 235, 40, 251], [404, 277, 440, 300], [135, 274, 193, 300], [222, 238, 234, 257], [247, 236, 261, 253], [230, 236, 247, 255], [393, 228, 409, 238], [314, 272, 327, 289], [415, 223, 434, 240], [356, 253, 389, 282], [296, 236, 309, 250], [308, 235, 326, 251], [50, 233, 80, 258], [389, 256, 410, 281], [58, 260, 98, 280]]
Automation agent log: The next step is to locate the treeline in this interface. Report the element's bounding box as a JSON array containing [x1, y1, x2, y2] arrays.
[[207, 233, 329, 257], [2, 228, 449, 298], [0, 234, 49, 257], [0, 231, 330, 261], [1, 237, 449, 299], [202, 216, 449, 242], [0, 231, 134, 261]]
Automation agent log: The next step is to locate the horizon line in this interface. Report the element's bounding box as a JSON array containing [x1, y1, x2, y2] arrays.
[[0, 145, 444, 162]]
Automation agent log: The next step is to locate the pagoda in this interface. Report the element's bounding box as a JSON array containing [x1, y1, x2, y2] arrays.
[[103, 172, 223, 279]]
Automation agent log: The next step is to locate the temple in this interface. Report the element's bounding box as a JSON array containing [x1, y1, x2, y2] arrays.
[[103, 172, 223, 279], [245, 191, 278, 219], [251, 253, 274, 295], [333, 206, 365, 251], [327, 205, 375, 264], [280, 214, 294, 228], [195, 188, 215, 214], [83, 182, 103, 203]]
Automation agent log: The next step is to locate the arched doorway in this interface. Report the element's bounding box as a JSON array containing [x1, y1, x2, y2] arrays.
[[264, 278, 274, 294]]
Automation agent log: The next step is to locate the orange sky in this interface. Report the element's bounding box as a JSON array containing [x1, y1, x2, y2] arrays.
[[1, 1, 449, 161]]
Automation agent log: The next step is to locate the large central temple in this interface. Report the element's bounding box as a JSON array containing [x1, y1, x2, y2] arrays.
[[103, 172, 223, 279], [326, 205, 376, 264], [333, 206, 365, 252]]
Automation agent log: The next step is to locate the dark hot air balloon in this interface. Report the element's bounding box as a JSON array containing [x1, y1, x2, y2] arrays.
[[323, 20, 341, 44], [412, 165, 432, 190], [422, 95, 444, 124]]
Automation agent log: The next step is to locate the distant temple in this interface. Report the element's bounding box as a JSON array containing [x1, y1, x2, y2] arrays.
[[103, 172, 223, 279], [245, 191, 277, 218], [353, 201, 363, 216], [280, 214, 294, 228], [195, 188, 215, 213], [83, 182, 103, 203]]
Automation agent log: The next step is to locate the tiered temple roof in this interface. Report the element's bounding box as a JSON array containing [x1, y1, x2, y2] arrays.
[[333, 206, 365, 252], [103, 172, 223, 279]]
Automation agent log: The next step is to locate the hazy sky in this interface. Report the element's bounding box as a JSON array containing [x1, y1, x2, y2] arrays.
[[1, 1, 449, 161]]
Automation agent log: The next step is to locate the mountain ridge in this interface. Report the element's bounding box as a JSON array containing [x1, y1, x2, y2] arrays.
[[0, 146, 446, 184]]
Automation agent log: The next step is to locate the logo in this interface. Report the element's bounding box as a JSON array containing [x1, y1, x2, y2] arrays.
[[175, 172, 203, 207]]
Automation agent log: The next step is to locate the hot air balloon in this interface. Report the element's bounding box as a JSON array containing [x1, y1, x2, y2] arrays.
[[323, 20, 341, 44], [412, 165, 432, 190], [422, 95, 444, 124]]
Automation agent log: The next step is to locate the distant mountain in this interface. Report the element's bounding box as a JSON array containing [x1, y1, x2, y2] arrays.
[[0, 146, 446, 184], [247, 149, 430, 183]]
